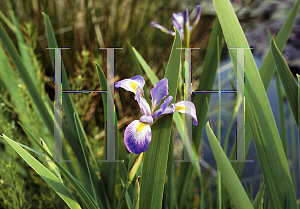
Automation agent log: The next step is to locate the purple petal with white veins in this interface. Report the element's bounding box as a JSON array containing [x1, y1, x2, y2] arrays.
[[124, 120, 152, 154], [140, 115, 153, 124], [193, 5, 201, 28], [151, 21, 169, 34], [152, 104, 175, 120], [151, 109, 162, 120], [160, 96, 173, 111], [150, 78, 169, 112], [172, 12, 184, 31], [115, 75, 145, 95], [135, 88, 151, 116], [175, 101, 198, 125]]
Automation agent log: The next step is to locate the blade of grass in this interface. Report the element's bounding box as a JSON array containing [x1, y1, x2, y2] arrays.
[[176, 17, 223, 207], [212, 0, 298, 208], [14, 141, 44, 157], [217, 36, 222, 209], [0, 9, 15, 32], [120, 179, 133, 209], [139, 27, 181, 209], [132, 46, 159, 85], [253, 182, 266, 209], [95, 62, 124, 208], [43, 11, 103, 202], [74, 112, 99, 208], [43, 13, 109, 208], [297, 74, 300, 195], [259, 0, 300, 90], [41, 139, 63, 182], [0, 21, 53, 143], [271, 37, 298, 125], [18, 122, 99, 209], [127, 39, 151, 104], [7, 2, 35, 83], [0, 40, 76, 179], [275, 71, 288, 157], [1, 134, 82, 209], [131, 31, 204, 207], [206, 122, 253, 209], [166, 130, 176, 209]]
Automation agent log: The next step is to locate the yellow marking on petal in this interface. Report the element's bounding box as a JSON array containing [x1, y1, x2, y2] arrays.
[[131, 82, 138, 94], [137, 122, 147, 134], [175, 106, 186, 112]]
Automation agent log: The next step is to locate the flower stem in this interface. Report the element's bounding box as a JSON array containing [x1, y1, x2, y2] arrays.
[[116, 153, 144, 209]]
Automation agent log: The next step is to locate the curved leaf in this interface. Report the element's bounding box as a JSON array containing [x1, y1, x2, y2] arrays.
[[212, 0, 297, 208], [271, 37, 298, 124], [206, 122, 253, 209], [2, 134, 82, 209]]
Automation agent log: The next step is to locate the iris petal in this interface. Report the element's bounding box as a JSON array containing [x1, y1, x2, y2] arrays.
[[152, 104, 175, 120], [160, 96, 173, 111], [140, 115, 153, 124], [115, 75, 145, 95], [168, 30, 176, 36], [184, 9, 189, 27], [172, 12, 184, 31], [175, 101, 198, 125], [193, 5, 201, 28], [124, 120, 152, 154], [150, 78, 169, 112], [135, 88, 151, 116], [151, 21, 169, 34]]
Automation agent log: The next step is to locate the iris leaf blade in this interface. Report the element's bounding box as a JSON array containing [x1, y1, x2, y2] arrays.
[[2, 134, 82, 209], [259, 0, 300, 89], [43, 13, 109, 208], [271, 37, 298, 125], [139, 28, 181, 209], [212, 0, 297, 208], [176, 16, 223, 206], [205, 122, 253, 209], [132, 47, 159, 85], [18, 122, 99, 209]]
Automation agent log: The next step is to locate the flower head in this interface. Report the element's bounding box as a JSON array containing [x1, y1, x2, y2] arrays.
[[151, 5, 201, 40], [115, 76, 198, 154]]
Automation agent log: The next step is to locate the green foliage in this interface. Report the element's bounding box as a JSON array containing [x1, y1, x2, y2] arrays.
[[0, 0, 299, 208]]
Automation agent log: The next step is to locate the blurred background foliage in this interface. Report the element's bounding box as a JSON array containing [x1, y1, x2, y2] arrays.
[[0, 0, 299, 208]]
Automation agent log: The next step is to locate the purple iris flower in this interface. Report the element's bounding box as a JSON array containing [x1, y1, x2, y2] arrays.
[[151, 5, 201, 40], [115, 75, 198, 154]]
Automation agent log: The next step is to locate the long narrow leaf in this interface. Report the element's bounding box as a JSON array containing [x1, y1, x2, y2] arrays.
[[253, 183, 266, 209], [259, 0, 300, 89], [7, 2, 35, 83], [212, 0, 297, 208], [271, 37, 298, 125], [43, 13, 109, 208], [176, 17, 224, 206], [2, 134, 82, 209], [18, 123, 99, 209], [132, 47, 159, 85], [139, 28, 181, 209], [95, 62, 124, 208], [206, 123, 253, 209], [0, 21, 53, 138]]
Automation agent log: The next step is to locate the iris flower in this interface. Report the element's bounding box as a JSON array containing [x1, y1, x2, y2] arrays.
[[115, 75, 198, 154], [151, 5, 201, 40]]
